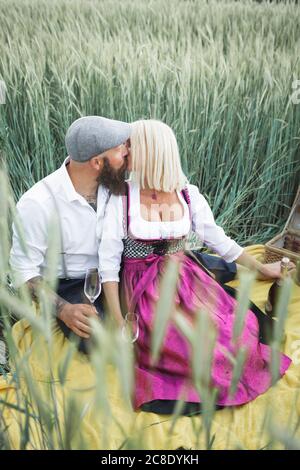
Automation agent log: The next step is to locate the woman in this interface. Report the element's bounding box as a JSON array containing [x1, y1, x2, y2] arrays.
[[98, 119, 292, 414]]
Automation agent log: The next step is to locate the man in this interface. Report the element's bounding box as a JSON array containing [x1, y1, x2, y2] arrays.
[[10, 116, 131, 350]]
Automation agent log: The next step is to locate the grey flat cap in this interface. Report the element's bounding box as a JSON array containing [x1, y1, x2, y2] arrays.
[[65, 116, 131, 162]]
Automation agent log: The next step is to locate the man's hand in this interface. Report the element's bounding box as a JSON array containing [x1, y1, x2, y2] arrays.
[[58, 303, 98, 338]]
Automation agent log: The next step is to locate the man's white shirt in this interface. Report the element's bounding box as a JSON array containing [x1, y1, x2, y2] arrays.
[[10, 157, 110, 287]]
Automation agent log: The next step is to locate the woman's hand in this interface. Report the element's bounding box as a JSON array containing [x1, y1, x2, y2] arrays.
[[257, 260, 296, 281], [102, 281, 126, 329]]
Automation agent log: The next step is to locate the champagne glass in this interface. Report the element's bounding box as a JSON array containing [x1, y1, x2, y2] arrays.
[[121, 312, 139, 343], [84, 268, 101, 306]]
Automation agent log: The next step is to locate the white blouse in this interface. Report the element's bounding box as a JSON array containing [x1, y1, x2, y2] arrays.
[[98, 182, 244, 283]]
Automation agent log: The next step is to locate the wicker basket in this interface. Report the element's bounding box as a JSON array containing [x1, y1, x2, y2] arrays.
[[264, 185, 300, 264]]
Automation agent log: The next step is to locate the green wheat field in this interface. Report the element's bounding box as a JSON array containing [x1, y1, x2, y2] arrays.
[[0, 0, 300, 450]]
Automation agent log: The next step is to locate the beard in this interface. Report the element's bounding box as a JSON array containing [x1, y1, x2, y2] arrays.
[[97, 157, 128, 195]]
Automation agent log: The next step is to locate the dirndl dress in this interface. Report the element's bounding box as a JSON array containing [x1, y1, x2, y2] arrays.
[[120, 186, 292, 413]]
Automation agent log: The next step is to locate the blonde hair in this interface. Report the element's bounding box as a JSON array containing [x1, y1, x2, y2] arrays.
[[130, 119, 187, 192]]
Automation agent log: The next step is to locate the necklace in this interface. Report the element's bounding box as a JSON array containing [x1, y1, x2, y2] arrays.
[[141, 188, 159, 201]]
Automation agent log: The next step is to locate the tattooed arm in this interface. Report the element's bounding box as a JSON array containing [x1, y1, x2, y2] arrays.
[[25, 276, 68, 318], [25, 276, 97, 338]]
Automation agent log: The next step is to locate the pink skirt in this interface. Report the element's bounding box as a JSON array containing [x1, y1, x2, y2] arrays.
[[121, 252, 291, 410]]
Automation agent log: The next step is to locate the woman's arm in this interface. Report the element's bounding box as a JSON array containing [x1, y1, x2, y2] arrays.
[[102, 282, 124, 328], [234, 249, 266, 279], [188, 185, 295, 280], [98, 194, 125, 325]]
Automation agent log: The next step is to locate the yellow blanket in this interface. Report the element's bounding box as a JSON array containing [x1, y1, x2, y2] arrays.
[[1, 245, 300, 450]]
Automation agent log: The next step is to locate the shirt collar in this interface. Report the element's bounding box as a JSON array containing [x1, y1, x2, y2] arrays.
[[59, 156, 82, 202]]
